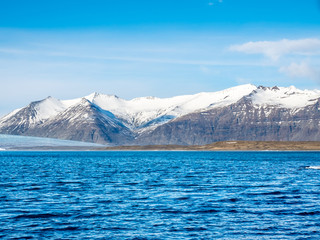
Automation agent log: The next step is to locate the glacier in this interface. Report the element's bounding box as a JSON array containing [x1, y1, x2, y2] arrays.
[[0, 134, 105, 150]]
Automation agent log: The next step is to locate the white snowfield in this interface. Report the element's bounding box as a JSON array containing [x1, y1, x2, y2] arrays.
[[2, 84, 320, 131], [84, 84, 256, 128], [250, 86, 320, 108]]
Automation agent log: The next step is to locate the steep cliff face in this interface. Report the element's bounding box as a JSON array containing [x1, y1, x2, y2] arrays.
[[1, 85, 320, 145]]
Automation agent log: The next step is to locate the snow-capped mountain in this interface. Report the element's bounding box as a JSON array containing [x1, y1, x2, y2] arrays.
[[1, 84, 320, 145], [85, 84, 257, 130]]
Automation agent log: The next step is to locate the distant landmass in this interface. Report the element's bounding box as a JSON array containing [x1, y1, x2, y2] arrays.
[[103, 141, 320, 151], [1, 135, 319, 151], [0, 84, 320, 145]]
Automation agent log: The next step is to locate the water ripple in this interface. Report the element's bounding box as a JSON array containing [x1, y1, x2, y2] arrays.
[[0, 151, 320, 239]]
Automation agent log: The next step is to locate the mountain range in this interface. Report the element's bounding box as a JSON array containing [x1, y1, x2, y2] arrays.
[[1, 84, 320, 145]]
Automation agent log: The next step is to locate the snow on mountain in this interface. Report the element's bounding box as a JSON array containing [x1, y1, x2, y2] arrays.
[[2, 84, 320, 135], [136, 86, 320, 145], [0, 107, 23, 122], [33, 98, 134, 144], [31, 97, 67, 123], [84, 84, 257, 129], [0, 96, 72, 126], [1, 84, 320, 145], [250, 86, 320, 108]]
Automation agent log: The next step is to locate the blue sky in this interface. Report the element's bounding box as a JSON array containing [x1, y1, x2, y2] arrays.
[[0, 0, 320, 116]]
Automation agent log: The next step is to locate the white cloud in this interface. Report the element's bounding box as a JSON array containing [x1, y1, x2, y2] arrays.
[[230, 38, 320, 61], [279, 62, 320, 81]]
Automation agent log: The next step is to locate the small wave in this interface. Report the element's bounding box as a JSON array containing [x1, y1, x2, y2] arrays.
[[185, 227, 207, 231], [305, 166, 320, 170], [58, 226, 79, 231], [297, 211, 320, 216], [246, 191, 283, 196], [14, 213, 58, 219], [194, 209, 219, 214], [13, 213, 72, 219], [40, 226, 80, 232], [175, 196, 190, 200], [22, 187, 42, 191], [53, 181, 85, 185], [227, 209, 238, 213], [262, 191, 282, 195], [219, 198, 239, 202]]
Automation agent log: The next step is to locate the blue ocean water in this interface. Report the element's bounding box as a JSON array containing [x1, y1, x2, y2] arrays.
[[0, 151, 320, 239]]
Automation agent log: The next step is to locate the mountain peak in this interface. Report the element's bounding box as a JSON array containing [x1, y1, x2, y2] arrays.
[[86, 92, 119, 102], [86, 92, 100, 101], [79, 98, 92, 106], [257, 85, 280, 91]]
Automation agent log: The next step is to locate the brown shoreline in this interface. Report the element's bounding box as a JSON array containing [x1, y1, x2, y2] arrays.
[[102, 141, 320, 151]]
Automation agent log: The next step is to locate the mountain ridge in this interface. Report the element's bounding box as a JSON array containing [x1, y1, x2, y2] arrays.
[[1, 84, 320, 145]]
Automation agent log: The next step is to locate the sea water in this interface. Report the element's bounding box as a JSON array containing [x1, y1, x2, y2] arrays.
[[0, 151, 319, 239]]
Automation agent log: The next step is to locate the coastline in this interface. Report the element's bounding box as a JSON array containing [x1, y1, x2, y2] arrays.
[[101, 141, 320, 151], [2, 141, 320, 151]]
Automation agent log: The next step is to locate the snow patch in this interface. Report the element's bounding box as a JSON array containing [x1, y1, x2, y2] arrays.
[[251, 86, 320, 109], [32, 97, 66, 122]]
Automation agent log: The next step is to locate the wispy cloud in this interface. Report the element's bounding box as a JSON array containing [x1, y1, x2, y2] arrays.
[[0, 48, 31, 55], [279, 62, 320, 81], [229, 38, 320, 61], [0, 46, 263, 67]]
